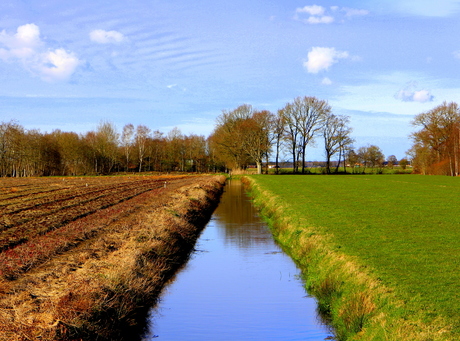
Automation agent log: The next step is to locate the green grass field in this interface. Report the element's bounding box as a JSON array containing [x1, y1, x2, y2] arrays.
[[248, 174, 460, 340]]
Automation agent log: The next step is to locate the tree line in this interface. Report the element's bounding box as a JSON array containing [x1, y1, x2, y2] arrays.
[[209, 96, 400, 174], [0, 121, 219, 177], [2, 94, 419, 178]]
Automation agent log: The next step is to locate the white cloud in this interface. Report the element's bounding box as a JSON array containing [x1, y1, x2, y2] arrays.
[[90, 29, 125, 44], [295, 5, 334, 24], [412, 90, 434, 103], [395, 83, 434, 103], [0, 23, 41, 60], [296, 5, 325, 16], [0, 23, 80, 82], [304, 47, 349, 73], [39, 49, 81, 82], [322, 77, 333, 85], [13, 23, 41, 47], [453, 50, 460, 59]]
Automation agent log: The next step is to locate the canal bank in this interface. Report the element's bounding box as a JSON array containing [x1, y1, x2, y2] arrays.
[[143, 179, 333, 340]]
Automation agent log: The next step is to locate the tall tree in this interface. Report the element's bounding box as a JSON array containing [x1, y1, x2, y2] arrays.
[[357, 145, 385, 173], [148, 130, 165, 171], [54, 131, 85, 175], [273, 110, 285, 174], [295, 96, 329, 173], [241, 110, 274, 174], [135, 125, 151, 173], [121, 123, 134, 171], [280, 96, 329, 173], [210, 104, 253, 171], [92, 121, 119, 174], [166, 127, 184, 171], [184, 134, 207, 172], [39, 132, 62, 176], [279, 103, 300, 173]]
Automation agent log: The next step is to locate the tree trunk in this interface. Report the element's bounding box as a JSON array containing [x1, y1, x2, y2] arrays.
[[256, 161, 262, 175], [301, 145, 306, 174]]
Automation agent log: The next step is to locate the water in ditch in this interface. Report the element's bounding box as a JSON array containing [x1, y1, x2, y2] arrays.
[[143, 179, 334, 340]]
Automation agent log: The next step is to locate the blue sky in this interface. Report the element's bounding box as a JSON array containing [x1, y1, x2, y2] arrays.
[[1, 0, 460, 160]]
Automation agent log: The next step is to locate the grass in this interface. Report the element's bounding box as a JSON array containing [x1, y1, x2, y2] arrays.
[[246, 174, 460, 340]]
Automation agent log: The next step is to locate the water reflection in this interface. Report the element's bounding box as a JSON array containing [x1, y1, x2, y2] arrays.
[[214, 180, 273, 249], [143, 179, 333, 341]]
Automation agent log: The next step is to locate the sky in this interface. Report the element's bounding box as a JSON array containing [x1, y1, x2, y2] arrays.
[[1, 0, 460, 161]]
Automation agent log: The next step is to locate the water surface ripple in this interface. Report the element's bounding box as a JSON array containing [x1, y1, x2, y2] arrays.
[[143, 179, 333, 340]]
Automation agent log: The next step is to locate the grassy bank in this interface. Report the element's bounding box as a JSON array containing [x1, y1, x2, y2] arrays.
[[245, 174, 459, 340], [0, 175, 225, 340]]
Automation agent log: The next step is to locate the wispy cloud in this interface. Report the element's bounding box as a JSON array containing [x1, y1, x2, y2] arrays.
[[90, 29, 125, 44], [0, 23, 81, 82], [294, 5, 369, 24], [342, 7, 370, 17], [386, 0, 460, 17], [304, 47, 349, 73]]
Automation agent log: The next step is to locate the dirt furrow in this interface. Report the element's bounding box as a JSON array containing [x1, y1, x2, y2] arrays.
[[0, 182, 164, 251], [0, 179, 157, 227]]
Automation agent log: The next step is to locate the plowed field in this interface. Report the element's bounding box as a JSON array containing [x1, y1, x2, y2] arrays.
[[0, 174, 225, 341]]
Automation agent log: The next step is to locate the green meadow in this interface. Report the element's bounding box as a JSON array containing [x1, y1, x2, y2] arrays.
[[248, 174, 460, 340]]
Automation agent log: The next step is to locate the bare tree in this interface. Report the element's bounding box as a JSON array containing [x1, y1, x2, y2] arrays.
[[0, 121, 25, 177], [322, 113, 354, 173], [357, 145, 385, 173], [279, 103, 300, 173], [135, 125, 151, 173], [184, 134, 207, 172], [280, 96, 329, 173], [273, 110, 285, 174], [411, 102, 460, 175], [149, 130, 165, 171], [94, 122, 119, 174], [346, 149, 359, 173], [121, 124, 134, 171], [387, 155, 397, 169]]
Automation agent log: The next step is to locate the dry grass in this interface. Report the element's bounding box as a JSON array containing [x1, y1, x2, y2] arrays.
[[0, 175, 225, 341]]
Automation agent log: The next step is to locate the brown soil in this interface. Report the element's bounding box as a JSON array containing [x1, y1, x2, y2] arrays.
[[0, 174, 225, 340]]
